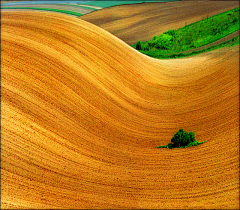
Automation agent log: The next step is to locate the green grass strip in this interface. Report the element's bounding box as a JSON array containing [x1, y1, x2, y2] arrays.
[[1, 7, 83, 16], [141, 35, 239, 59], [132, 7, 239, 58], [58, 4, 99, 11]]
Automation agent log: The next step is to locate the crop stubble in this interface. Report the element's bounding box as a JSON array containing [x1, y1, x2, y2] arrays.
[[1, 11, 239, 209]]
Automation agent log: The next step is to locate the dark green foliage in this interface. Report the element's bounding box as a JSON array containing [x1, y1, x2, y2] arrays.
[[135, 35, 239, 59], [147, 33, 174, 50], [164, 29, 176, 37], [189, 131, 196, 142], [232, 17, 238, 24], [155, 129, 207, 149], [145, 43, 150, 51], [171, 129, 195, 147], [156, 34, 173, 50], [132, 7, 240, 59], [136, 41, 143, 50]]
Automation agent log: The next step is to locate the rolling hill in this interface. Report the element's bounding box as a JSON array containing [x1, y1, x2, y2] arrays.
[[1, 11, 239, 209], [79, 1, 239, 45]]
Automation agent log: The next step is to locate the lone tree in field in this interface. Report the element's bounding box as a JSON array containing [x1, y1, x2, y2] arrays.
[[156, 129, 207, 149]]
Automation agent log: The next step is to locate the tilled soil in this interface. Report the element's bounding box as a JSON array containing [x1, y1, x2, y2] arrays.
[[79, 1, 239, 45], [1, 11, 239, 209]]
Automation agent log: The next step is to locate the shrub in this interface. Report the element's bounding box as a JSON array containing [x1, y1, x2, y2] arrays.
[[189, 131, 196, 142], [232, 17, 238, 24], [164, 29, 176, 37], [156, 129, 207, 149], [144, 43, 150, 51], [171, 129, 199, 147], [156, 34, 173, 50], [136, 41, 143, 50]]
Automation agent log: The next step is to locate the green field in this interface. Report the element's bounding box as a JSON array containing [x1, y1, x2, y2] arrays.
[[58, 4, 99, 11], [140, 35, 239, 59], [1, 7, 83, 16], [81, 0, 170, 8], [132, 7, 240, 59]]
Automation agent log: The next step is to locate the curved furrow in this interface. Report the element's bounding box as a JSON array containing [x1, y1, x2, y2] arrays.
[[1, 11, 239, 209]]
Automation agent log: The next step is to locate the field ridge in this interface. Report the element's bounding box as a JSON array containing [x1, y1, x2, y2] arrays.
[[1, 11, 239, 209]]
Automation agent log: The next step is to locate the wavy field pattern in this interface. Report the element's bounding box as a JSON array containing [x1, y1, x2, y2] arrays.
[[1, 11, 239, 209], [79, 1, 239, 44], [1, 3, 99, 16]]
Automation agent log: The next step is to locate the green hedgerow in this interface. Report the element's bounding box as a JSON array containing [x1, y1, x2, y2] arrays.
[[132, 7, 240, 59]]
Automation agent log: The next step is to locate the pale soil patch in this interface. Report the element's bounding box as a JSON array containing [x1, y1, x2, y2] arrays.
[[77, 4, 102, 10]]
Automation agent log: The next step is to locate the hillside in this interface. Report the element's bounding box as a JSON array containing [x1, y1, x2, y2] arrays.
[[1, 11, 239, 209], [132, 7, 239, 58], [79, 1, 239, 45]]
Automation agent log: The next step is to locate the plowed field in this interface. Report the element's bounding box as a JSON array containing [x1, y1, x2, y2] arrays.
[[1, 4, 98, 16], [1, 11, 239, 209], [79, 1, 239, 44]]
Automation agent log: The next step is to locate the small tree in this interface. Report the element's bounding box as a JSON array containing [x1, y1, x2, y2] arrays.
[[156, 129, 207, 149], [171, 129, 196, 147], [155, 34, 173, 50]]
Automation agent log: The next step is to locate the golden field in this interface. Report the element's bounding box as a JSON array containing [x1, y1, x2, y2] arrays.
[[1, 11, 239, 209]]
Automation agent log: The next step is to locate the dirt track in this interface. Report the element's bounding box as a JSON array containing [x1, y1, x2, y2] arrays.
[[1, 11, 239, 209], [79, 1, 239, 44]]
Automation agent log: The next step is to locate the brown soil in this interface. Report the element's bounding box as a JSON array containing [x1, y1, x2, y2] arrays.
[[79, 1, 239, 45], [1, 11, 239, 209]]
